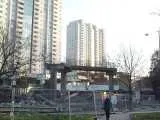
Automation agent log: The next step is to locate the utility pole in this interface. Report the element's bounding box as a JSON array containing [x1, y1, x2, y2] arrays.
[[158, 29, 160, 50], [11, 76, 16, 120], [157, 29, 160, 58], [150, 11, 160, 55]]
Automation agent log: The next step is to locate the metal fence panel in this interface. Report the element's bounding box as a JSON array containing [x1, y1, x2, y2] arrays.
[[0, 88, 134, 120]]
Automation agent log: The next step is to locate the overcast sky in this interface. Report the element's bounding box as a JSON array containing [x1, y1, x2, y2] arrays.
[[61, 0, 160, 75]]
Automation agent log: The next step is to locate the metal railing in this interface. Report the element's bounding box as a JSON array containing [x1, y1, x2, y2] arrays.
[[0, 88, 132, 120]]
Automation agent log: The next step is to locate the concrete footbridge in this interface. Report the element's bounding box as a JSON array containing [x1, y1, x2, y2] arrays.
[[45, 63, 117, 91]]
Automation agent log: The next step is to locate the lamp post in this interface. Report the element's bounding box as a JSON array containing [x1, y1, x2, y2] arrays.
[[145, 28, 160, 56], [10, 62, 19, 120], [10, 76, 16, 120], [150, 11, 160, 52], [157, 29, 160, 52]]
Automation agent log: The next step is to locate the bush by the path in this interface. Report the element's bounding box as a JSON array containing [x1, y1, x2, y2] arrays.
[[132, 112, 160, 120], [0, 113, 94, 120]]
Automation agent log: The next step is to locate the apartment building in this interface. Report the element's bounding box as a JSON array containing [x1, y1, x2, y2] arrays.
[[66, 20, 104, 67], [0, 0, 9, 28], [7, 0, 62, 76]]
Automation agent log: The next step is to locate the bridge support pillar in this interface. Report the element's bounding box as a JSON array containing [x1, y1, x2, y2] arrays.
[[49, 71, 57, 101], [109, 74, 114, 92], [61, 71, 67, 91]]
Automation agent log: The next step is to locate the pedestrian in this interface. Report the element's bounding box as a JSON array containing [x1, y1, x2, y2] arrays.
[[103, 96, 112, 120]]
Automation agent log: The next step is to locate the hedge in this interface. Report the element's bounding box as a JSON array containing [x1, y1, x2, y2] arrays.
[[132, 112, 160, 120], [0, 113, 94, 120]]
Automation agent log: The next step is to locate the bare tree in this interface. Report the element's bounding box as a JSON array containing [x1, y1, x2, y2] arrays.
[[115, 45, 143, 110], [0, 27, 30, 86]]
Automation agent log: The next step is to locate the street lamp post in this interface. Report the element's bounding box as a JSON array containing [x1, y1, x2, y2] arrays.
[[157, 29, 160, 53], [10, 77, 16, 120], [145, 28, 160, 57], [150, 11, 160, 53], [10, 63, 18, 120]]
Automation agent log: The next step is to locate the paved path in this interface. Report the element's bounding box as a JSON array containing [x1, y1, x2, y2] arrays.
[[97, 112, 130, 120], [97, 110, 160, 120]]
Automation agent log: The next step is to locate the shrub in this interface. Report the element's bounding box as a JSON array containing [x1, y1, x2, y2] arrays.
[[0, 113, 94, 120], [132, 112, 160, 120]]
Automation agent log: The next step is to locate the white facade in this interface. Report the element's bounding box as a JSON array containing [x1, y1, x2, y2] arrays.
[[31, 0, 62, 75], [6, 0, 62, 76], [66, 20, 104, 67], [0, 0, 9, 28]]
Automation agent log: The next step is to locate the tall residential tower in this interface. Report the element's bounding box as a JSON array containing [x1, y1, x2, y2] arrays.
[[66, 20, 104, 67], [7, 0, 62, 76], [0, 0, 9, 28]]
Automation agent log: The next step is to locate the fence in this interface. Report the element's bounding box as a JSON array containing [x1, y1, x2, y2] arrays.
[[0, 88, 130, 119]]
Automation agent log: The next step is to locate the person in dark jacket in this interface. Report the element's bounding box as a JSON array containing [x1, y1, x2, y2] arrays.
[[103, 96, 112, 120]]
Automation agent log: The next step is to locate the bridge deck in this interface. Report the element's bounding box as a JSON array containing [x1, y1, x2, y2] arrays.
[[71, 65, 117, 74], [46, 63, 117, 74]]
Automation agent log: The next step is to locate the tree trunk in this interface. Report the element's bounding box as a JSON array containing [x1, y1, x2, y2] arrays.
[[128, 74, 132, 111]]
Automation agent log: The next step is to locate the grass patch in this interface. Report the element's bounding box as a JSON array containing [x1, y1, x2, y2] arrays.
[[0, 113, 94, 120], [132, 112, 160, 120]]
